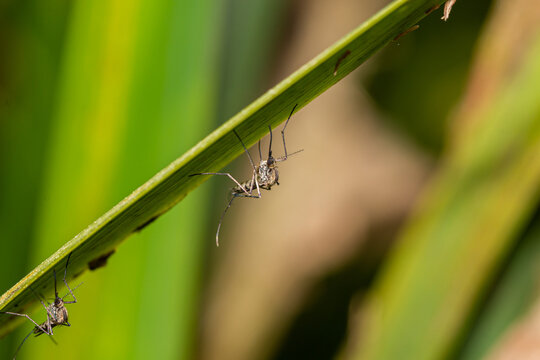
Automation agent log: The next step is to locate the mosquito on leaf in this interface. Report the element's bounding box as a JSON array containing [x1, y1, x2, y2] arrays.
[[190, 104, 303, 246], [1, 252, 80, 359]]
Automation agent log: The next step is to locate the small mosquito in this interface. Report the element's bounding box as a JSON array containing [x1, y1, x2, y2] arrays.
[[190, 104, 302, 246], [0, 252, 79, 359]]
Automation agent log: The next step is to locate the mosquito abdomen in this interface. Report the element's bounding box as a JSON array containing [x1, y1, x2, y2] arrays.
[[233, 179, 255, 194]]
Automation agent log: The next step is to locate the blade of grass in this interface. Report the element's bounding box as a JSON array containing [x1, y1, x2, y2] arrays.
[[20, 0, 221, 359], [21, 1, 143, 358], [458, 218, 540, 360], [353, 32, 540, 360], [0, 0, 447, 336], [0, 1, 70, 357], [112, 1, 221, 358]]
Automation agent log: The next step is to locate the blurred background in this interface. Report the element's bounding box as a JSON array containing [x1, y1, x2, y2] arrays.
[[1, 0, 540, 359]]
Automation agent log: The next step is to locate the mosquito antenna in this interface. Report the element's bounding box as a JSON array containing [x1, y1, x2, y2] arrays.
[[12, 327, 34, 360], [216, 195, 236, 246], [233, 130, 257, 172], [280, 104, 298, 160], [62, 253, 77, 304], [258, 140, 262, 162], [53, 270, 58, 299], [268, 125, 273, 159], [64, 253, 72, 280]]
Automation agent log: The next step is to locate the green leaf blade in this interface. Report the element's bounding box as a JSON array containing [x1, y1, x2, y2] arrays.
[[0, 0, 446, 340]]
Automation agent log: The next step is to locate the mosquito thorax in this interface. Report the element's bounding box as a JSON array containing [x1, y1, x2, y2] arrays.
[[257, 159, 279, 187], [50, 299, 68, 324]]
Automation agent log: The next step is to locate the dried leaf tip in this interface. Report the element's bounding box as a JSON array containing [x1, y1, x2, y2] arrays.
[[441, 0, 457, 21]]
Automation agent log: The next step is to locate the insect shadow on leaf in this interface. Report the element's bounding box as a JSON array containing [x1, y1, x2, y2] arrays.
[[190, 104, 303, 246], [0, 252, 81, 360]]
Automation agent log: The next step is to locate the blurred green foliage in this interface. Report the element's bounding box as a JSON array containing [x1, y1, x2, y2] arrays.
[[3, 0, 540, 359], [365, 0, 492, 153], [0, 0, 292, 358], [1, 0, 223, 358], [357, 25, 540, 360], [459, 213, 540, 359], [0, 0, 70, 357]]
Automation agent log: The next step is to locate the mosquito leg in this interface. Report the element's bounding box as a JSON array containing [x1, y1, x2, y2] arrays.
[[268, 125, 273, 158], [280, 104, 298, 160], [0, 312, 50, 335], [216, 195, 236, 246], [38, 298, 56, 323], [215, 187, 263, 246], [13, 327, 35, 360], [190, 172, 252, 197], [247, 171, 261, 198], [63, 282, 83, 302], [62, 253, 77, 304], [253, 172, 261, 198], [26, 287, 55, 329], [247, 172, 254, 195], [276, 148, 304, 162], [47, 318, 54, 335], [53, 269, 58, 298], [234, 191, 266, 199], [233, 130, 258, 173]]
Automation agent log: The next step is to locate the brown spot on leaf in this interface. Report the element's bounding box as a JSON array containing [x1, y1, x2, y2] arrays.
[[393, 25, 420, 42], [88, 250, 116, 271], [333, 50, 351, 76], [425, 4, 440, 15]]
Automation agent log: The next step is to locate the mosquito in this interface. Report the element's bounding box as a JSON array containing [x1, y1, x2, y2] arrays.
[[190, 104, 302, 246], [0, 252, 79, 359]]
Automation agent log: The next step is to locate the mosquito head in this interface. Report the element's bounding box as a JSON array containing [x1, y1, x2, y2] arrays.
[[54, 296, 64, 308], [267, 155, 275, 167]]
